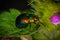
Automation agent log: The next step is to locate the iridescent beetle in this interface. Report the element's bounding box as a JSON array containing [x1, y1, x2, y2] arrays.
[[16, 12, 44, 29], [16, 13, 38, 28]]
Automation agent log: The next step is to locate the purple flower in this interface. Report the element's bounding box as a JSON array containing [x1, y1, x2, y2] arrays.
[[50, 13, 60, 25]]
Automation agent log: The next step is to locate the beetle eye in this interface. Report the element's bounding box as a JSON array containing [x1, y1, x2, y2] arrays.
[[34, 18, 37, 21]]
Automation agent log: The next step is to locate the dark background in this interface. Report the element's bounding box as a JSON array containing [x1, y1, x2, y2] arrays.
[[0, 0, 32, 12]]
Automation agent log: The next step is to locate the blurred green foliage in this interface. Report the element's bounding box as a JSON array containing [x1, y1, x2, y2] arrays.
[[0, 0, 60, 40]]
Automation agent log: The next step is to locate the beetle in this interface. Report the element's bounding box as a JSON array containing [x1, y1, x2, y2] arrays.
[[16, 12, 45, 29], [16, 13, 38, 28]]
